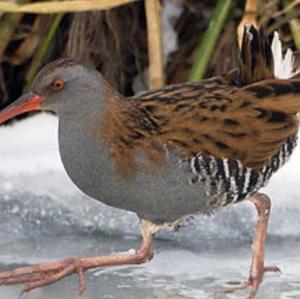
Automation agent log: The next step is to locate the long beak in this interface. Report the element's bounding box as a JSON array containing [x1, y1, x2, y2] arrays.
[[0, 92, 43, 124]]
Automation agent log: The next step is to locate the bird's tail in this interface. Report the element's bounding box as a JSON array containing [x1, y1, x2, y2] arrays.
[[239, 25, 274, 85], [271, 31, 297, 79], [239, 25, 298, 85], [239, 25, 300, 115]]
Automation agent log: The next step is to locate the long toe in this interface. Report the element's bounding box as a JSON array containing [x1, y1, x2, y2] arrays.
[[0, 258, 82, 294], [0, 220, 157, 295], [225, 265, 281, 298]]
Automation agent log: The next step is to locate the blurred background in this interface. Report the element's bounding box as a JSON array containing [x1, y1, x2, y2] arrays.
[[0, 0, 299, 106]]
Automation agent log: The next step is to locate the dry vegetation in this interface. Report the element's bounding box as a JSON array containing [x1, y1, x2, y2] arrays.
[[0, 0, 299, 108]]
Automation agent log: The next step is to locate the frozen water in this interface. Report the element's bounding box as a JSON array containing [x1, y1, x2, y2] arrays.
[[0, 114, 300, 299], [1, 234, 300, 299]]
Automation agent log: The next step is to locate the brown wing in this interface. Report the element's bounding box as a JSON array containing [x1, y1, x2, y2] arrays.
[[101, 76, 300, 179], [131, 78, 300, 171]]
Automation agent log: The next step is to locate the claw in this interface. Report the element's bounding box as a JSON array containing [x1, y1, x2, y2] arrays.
[[225, 281, 251, 293], [264, 266, 281, 273], [226, 265, 281, 294]]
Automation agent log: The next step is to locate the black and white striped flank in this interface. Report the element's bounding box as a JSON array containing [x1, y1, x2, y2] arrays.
[[190, 134, 298, 208]]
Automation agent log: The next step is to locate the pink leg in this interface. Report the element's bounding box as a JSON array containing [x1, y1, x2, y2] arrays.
[[227, 193, 280, 299], [0, 219, 160, 295]]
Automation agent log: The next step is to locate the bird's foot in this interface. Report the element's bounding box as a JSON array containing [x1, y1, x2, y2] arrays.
[[226, 265, 281, 298], [225, 193, 280, 299], [0, 219, 158, 295], [0, 246, 153, 295], [0, 257, 88, 295]]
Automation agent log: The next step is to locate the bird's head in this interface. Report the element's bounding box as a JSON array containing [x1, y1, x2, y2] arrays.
[[0, 58, 105, 124]]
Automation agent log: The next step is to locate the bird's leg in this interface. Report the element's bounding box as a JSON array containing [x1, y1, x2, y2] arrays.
[[226, 193, 280, 299], [0, 219, 160, 295]]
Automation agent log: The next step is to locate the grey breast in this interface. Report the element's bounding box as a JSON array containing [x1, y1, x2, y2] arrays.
[[58, 117, 215, 224]]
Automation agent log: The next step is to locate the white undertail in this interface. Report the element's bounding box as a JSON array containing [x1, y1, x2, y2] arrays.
[[271, 31, 298, 79]]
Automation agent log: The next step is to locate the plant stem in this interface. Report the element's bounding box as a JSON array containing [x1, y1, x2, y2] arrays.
[[283, 0, 300, 50], [145, 0, 164, 89], [0, 0, 139, 14], [0, 0, 29, 60], [25, 13, 64, 88], [188, 0, 232, 81]]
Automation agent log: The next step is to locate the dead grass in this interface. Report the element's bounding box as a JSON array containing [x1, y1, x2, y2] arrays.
[[0, 0, 299, 106]]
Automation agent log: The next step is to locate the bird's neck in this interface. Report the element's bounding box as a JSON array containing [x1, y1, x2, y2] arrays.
[[57, 71, 125, 120], [57, 97, 121, 199], [57, 77, 137, 184]]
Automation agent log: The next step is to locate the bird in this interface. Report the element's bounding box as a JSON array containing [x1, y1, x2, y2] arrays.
[[0, 25, 299, 299]]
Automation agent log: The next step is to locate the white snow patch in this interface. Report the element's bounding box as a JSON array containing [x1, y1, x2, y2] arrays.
[[0, 113, 63, 174]]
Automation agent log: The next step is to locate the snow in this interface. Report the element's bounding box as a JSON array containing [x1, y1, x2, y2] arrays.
[[0, 114, 61, 174]]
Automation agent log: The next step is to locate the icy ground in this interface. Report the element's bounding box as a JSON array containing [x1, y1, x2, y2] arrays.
[[0, 114, 300, 299]]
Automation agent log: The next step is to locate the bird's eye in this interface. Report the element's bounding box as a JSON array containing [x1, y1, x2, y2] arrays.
[[52, 79, 65, 91]]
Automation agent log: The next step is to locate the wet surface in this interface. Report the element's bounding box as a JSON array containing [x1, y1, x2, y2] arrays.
[[0, 233, 300, 299]]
